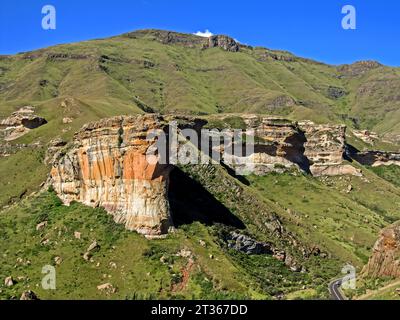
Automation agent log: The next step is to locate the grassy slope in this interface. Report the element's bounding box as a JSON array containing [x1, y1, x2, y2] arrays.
[[357, 280, 400, 300], [1, 191, 326, 300], [1, 29, 399, 206], [0, 192, 252, 300], [368, 165, 400, 188], [1, 30, 399, 128], [1, 30, 400, 299], [246, 168, 400, 268], [345, 66, 400, 139], [2, 164, 399, 300], [1, 30, 399, 207]]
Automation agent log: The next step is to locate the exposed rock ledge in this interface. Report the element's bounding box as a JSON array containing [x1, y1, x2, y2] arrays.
[[50, 115, 173, 238], [0, 106, 47, 141], [124, 29, 241, 52], [50, 114, 365, 237], [352, 151, 400, 168], [362, 222, 400, 279], [222, 116, 361, 177]]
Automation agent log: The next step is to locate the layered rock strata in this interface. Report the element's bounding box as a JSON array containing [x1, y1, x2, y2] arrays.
[[298, 121, 361, 177], [352, 151, 400, 167], [352, 130, 379, 145], [217, 115, 361, 176], [0, 106, 47, 141], [50, 115, 173, 237], [235, 116, 309, 175], [362, 222, 400, 278], [50, 114, 374, 238], [125, 29, 241, 52]]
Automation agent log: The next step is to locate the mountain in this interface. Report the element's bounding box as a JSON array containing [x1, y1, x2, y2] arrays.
[[1, 29, 400, 144], [1, 29, 400, 300]]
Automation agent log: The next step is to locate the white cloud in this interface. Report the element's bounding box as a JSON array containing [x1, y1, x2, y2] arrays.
[[194, 29, 214, 38]]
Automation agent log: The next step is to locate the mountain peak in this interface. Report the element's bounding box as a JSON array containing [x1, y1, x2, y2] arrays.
[[122, 29, 241, 52], [337, 60, 383, 77]]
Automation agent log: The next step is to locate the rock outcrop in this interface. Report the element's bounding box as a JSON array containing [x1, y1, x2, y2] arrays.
[[49, 113, 375, 238], [125, 29, 241, 52], [50, 115, 173, 238], [206, 35, 240, 52], [20, 290, 39, 300], [227, 232, 273, 255], [299, 121, 361, 177], [362, 222, 400, 278], [0, 142, 40, 158], [0, 106, 47, 141], [352, 130, 379, 145], [235, 116, 309, 174], [352, 151, 400, 167], [217, 115, 361, 176], [337, 60, 382, 77], [44, 138, 67, 165]]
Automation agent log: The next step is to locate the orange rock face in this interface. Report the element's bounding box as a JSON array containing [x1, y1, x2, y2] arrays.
[[362, 222, 400, 278], [50, 115, 172, 237]]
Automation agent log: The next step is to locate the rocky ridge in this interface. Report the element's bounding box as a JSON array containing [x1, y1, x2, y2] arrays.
[[219, 115, 361, 177], [50, 114, 369, 238], [124, 29, 241, 52], [362, 222, 400, 278], [352, 151, 400, 167]]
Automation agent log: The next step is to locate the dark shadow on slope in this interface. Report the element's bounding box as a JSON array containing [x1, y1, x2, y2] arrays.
[[344, 143, 359, 162], [219, 161, 250, 186], [168, 167, 245, 229], [284, 131, 311, 174]]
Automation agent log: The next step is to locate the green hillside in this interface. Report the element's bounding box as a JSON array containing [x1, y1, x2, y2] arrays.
[[1, 29, 400, 300], [1, 30, 400, 140]]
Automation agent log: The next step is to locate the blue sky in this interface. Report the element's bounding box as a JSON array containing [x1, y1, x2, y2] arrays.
[[1, 0, 399, 66]]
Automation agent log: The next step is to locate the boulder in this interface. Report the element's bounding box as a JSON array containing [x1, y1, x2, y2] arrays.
[[227, 232, 273, 255], [4, 276, 14, 287], [20, 290, 39, 300], [36, 221, 48, 231], [87, 240, 100, 252], [97, 283, 117, 294], [54, 256, 63, 265]]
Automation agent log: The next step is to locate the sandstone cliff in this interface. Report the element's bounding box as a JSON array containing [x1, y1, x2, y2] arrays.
[[362, 222, 400, 278], [0, 106, 47, 141], [299, 121, 361, 177], [50, 114, 370, 238], [238, 116, 308, 174], [217, 115, 361, 177], [50, 115, 173, 238]]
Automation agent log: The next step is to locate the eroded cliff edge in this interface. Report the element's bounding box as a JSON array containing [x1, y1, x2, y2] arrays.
[[362, 222, 400, 279], [50, 115, 173, 237], [49, 113, 391, 238]]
